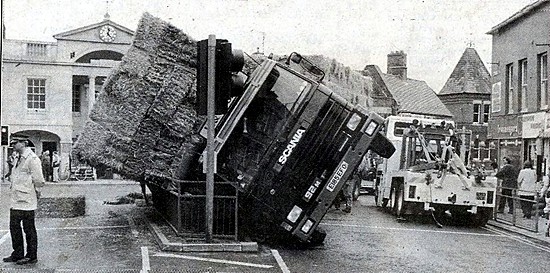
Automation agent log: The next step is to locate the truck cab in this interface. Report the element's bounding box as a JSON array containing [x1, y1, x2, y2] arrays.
[[209, 53, 396, 243]]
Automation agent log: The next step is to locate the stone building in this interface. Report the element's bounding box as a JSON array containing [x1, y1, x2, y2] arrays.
[[487, 0, 549, 176], [1, 14, 134, 178], [438, 47, 496, 166]]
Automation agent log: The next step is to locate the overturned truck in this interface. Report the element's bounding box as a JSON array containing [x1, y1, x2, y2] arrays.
[[74, 13, 395, 245]]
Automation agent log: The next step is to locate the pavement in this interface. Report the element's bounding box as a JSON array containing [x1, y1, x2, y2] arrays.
[[488, 216, 550, 245]]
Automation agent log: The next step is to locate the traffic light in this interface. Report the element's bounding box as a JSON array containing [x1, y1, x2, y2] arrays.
[[196, 38, 245, 115], [1, 126, 8, 146]]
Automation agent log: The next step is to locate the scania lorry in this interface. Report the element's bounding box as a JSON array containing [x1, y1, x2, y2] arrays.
[[149, 51, 396, 244]]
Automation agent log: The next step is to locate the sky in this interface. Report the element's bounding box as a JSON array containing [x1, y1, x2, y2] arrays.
[[1, 0, 537, 92]]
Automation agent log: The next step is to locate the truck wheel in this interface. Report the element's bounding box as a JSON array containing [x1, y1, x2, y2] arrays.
[[471, 208, 492, 227], [393, 184, 405, 217], [307, 227, 327, 246], [385, 188, 394, 210], [352, 182, 360, 201]]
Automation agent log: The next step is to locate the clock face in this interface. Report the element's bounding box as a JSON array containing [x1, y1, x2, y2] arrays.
[[99, 25, 117, 42]]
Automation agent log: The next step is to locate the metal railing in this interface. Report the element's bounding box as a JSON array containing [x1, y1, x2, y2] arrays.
[[158, 179, 239, 241], [494, 185, 543, 233]]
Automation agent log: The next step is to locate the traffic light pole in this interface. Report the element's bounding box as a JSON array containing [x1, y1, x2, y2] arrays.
[[206, 34, 216, 243]]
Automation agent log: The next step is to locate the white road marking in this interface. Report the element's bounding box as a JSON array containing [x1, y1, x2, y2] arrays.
[[482, 226, 550, 253], [321, 222, 505, 237], [153, 253, 274, 269], [141, 246, 150, 273], [0, 225, 129, 232], [271, 249, 291, 273], [0, 232, 10, 246]]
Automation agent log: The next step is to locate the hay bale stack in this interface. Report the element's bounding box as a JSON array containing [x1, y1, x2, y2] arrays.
[[74, 13, 373, 183], [305, 55, 372, 106], [73, 13, 204, 182], [246, 54, 372, 106]]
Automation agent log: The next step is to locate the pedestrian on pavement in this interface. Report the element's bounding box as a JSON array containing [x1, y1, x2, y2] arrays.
[[4, 151, 19, 182], [541, 170, 550, 215], [51, 151, 60, 183], [3, 135, 45, 265], [517, 160, 536, 219], [542, 169, 550, 237], [496, 157, 518, 214], [41, 151, 51, 182]]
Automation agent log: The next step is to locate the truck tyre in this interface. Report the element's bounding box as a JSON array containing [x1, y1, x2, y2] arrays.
[[471, 208, 492, 227], [352, 181, 360, 201], [308, 227, 327, 246], [386, 187, 394, 210], [393, 184, 405, 217]]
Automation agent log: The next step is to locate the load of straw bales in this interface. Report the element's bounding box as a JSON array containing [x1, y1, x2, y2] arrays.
[[73, 13, 372, 184], [73, 12, 204, 184]]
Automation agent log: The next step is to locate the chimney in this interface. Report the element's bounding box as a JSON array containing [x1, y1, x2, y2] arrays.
[[387, 51, 407, 80]]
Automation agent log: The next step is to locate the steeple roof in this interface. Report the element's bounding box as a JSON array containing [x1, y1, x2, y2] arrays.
[[439, 47, 491, 95]]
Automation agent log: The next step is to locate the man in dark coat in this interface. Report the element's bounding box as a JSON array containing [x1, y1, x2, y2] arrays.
[[495, 157, 518, 213]]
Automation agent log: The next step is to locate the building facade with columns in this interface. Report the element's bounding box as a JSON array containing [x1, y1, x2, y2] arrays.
[[1, 16, 134, 178]]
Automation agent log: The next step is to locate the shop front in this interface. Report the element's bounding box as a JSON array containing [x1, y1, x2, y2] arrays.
[[521, 112, 546, 178], [542, 112, 550, 176], [488, 115, 522, 169]]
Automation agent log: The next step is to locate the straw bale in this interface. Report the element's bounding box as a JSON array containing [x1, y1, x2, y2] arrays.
[[74, 12, 373, 184], [73, 13, 201, 182]]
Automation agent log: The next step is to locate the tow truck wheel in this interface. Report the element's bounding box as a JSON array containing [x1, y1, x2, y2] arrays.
[[386, 188, 394, 210], [393, 184, 405, 217], [352, 182, 360, 201], [471, 208, 492, 227]]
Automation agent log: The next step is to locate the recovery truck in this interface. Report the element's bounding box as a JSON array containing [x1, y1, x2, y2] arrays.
[[149, 51, 396, 245], [374, 115, 497, 226]]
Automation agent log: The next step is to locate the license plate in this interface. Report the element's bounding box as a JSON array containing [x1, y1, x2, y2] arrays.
[[476, 192, 486, 200]]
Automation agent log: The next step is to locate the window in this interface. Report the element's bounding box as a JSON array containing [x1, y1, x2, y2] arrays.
[[473, 101, 490, 124], [505, 64, 514, 114], [27, 78, 46, 109], [539, 53, 548, 109], [27, 43, 47, 56], [473, 103, 480, 123], [518, 59, 527, 112], [72, 85, 81, 112], [483, 104, 490, 123]]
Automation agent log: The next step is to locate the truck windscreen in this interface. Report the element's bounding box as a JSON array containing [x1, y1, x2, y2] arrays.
[[261, 67, 312, 113]]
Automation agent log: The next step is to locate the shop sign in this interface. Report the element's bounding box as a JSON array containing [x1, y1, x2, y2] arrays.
[[491, 82, 501, 113], [521, 112, 545, 138], [488, 115, 519, 139]]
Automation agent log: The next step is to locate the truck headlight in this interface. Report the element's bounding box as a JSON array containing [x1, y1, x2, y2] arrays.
[[346, 113, 361, 131], [300, 219, 315, 234], [364, 121, 379, 136], [286, 206, 303, 223]]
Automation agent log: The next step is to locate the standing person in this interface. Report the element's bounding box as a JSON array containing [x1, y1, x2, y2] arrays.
[[517, 161, 537, 219], [41, 151, 51, 182], [541, 170, 550, 215], [51, 151, 60, 183], [3, 151, 18, 182], [3, 135, 45, 265], [496, 157, 518, 214], [541, 169, 550, 237]]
